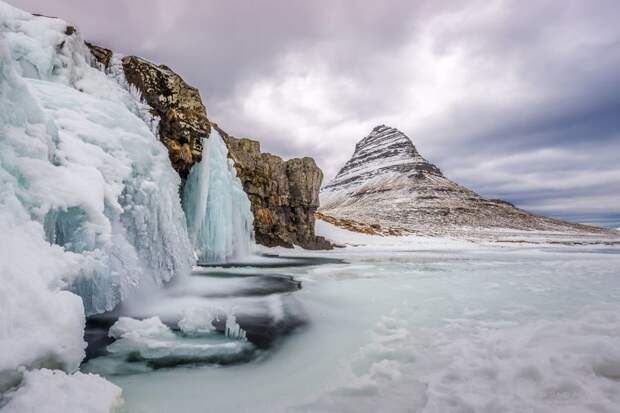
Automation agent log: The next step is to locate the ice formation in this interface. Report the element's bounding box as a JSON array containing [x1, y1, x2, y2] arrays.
[[0, 0, 192, 403], [224, 313, 248, 340], [81, 316, 254, 376], [184, 129, 254, 263]]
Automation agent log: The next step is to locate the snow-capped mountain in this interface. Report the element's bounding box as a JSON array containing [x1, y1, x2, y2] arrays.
[[320, 125, 608, 235], [322, 124, 442, 194]]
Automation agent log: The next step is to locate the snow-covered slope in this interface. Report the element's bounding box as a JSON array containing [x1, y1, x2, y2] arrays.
[[322, 124, 442, 194], [321, 125, 610, 236], [0, 1, 193, 406]]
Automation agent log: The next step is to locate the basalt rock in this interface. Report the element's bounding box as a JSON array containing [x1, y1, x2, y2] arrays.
[[121, 55, 209, 179], [85, 42, 112, 69], [214, 124, 332, 250]]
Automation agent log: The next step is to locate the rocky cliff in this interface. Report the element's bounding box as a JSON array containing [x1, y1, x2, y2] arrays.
[[321, 125, 609, 236], [215, 124, 331, 249], [122, 56, 209, 179], [86, 43, 329, 249]]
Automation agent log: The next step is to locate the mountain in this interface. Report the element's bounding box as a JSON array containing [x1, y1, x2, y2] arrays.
[[320, 125, 609, 236]]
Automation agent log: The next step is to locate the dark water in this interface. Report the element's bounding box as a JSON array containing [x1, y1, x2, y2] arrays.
[[83, 254, 343, 369], [196, 255, 347, 268]]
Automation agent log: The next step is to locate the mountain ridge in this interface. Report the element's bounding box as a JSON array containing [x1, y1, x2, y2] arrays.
[[320, 125, 612, 237]]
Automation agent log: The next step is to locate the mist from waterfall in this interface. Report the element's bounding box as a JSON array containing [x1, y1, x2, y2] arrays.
[[183, 129, 254, 264]]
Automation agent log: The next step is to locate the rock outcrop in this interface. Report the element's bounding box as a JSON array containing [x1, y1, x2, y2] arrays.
[[121, 56, 209, 179], [320, 125, 609, 236], [85, 42, 112, 69], [85, 44, 329, 249], [215, 124, 332, 249]]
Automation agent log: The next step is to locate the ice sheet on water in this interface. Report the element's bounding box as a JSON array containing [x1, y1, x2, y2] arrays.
[[107, 237, 620, 413], [83, 316, 254, 376], [289, 241, 620, 413], [184, 129, 254, 263]]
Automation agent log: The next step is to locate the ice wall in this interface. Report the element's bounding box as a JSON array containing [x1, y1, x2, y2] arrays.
[[0, 0, 193, 394], [184, 130, 254, 263]]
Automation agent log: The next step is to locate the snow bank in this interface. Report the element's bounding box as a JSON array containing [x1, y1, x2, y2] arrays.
[[2, 369, 122, 413], [315, 217, 474, 250], [0, 209, 85, 390]]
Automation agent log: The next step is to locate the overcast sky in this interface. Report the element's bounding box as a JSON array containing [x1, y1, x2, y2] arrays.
[[10, 0, 620, 227]]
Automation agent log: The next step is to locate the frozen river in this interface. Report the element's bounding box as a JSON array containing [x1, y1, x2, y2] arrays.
[[83, 224, 620, 413]]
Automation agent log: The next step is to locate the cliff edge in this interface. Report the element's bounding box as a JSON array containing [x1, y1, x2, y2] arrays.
[[87, 43, 330, 249]]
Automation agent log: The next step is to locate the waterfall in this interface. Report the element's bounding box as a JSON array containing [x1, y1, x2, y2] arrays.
[[183, 129, 254, 263]]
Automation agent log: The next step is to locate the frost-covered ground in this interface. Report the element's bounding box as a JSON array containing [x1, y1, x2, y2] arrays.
[[93, 222, 620, 413]]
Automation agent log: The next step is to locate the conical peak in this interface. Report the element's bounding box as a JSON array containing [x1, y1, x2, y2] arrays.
[[354, 125, 419, 158], [323, 125, 443, 192]]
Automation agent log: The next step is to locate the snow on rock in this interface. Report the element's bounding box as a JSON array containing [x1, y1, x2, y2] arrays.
[[108, 317, 175, 341], [314, 217, 474, 250], [178, 307, 217, 336], [1, 369, 122, 413], [320, 125, 612, 237]]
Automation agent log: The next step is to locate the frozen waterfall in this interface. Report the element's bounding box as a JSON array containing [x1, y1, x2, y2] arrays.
[[0, 0, 193, 323], [183, 129, 254, 263]]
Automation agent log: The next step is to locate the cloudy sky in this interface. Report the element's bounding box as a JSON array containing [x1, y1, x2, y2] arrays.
[[11, 0, 620, 227]]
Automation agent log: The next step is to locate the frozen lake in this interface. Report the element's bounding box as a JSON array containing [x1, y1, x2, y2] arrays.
[[83, 224, 620, 413]]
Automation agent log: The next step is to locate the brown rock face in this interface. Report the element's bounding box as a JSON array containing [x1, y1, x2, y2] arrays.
[[85, 42, 112, 69], [121, 56, 209, 179], [215, 124, 332, 249], [85, 44, 330, 249]]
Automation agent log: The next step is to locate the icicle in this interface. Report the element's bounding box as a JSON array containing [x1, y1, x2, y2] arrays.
[[224, 313, 247, 341], [183, 129, 254, 263]]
